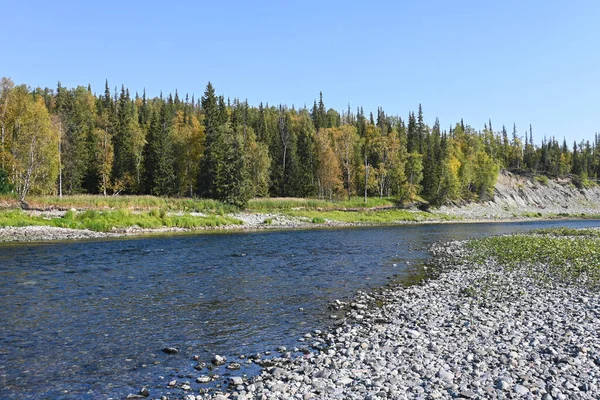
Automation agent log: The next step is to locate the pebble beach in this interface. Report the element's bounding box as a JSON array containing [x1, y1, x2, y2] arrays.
[[166, 239, 600, 400]]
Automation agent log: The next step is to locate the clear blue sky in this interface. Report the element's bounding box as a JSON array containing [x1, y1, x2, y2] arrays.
[[2, 0, 598, 144]]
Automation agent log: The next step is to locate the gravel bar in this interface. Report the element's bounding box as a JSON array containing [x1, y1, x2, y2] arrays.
[[159, 240, 600, 400], [0, 226, 116, 242]]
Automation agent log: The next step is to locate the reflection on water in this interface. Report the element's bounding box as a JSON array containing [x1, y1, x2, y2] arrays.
[[0, 219, 599, 399]]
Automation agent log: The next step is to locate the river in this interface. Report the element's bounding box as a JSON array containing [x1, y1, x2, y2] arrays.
[[1, 219, 599, 399]]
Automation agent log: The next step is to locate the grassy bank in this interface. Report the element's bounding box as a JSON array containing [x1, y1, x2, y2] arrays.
[[514, 211, 600, 219], [1, 194, 403, 213], [2, 194, 598, 234], [0, 209, 242, 232], [467, 228, 600, 288], [286, 209, 445, 224], [0, 194, 440, 228], [0, 194, 238, 214], [247, 196, 399, 211]]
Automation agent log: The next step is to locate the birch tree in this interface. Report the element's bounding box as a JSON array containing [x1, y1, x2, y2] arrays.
[[12, 96, 59, 201]]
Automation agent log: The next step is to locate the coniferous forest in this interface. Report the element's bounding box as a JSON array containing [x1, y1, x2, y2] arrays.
[[1, 77, 599, 207]]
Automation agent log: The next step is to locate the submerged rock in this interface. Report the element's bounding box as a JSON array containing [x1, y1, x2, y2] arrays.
[[161, 347, 179, 355], [211, 354, 226, 365]]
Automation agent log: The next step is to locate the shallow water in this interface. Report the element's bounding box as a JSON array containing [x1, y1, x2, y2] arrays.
[[1, 219, 599, 399]]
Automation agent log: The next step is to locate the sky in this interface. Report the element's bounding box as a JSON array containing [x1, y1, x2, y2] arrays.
[[2, 0, 599, 144]]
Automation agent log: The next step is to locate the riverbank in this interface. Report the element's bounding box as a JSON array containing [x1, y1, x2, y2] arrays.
[[175, 228, 600, 400], [0, 211, 598, 243], [2, 208, 600, 243], [2, 169, 600, 242], [0, 212, 593, 243]]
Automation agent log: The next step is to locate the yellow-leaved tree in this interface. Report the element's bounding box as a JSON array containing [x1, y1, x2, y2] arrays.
[[314, 128, 343, 200], [171, 110, 204, 196], [12, 96, 59, 201], [332, 125, 359, 198]]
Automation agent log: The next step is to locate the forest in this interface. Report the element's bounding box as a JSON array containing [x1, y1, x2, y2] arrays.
[[1, 77, 599, 207]]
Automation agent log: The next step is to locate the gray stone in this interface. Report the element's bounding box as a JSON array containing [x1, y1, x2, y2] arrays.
[[437, 369, 454, 382], [229, 376, 244, 386], [212, 354, 226, 365], [514, 384, 529, 395], [226, 362, 241, 370]]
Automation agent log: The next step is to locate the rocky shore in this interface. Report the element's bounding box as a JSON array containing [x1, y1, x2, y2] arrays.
[[158, 239, 600, 400], [0, 226, 116, 242]]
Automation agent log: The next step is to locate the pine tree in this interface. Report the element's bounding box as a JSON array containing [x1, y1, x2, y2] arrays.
[[215, 123, 250, 207], [572, 141, 581, 176], [407, 112, 417, 153], [416, 104, 425, 154], [198, 82, 220, 197], [142, 104, 175, 196], [111, 85, 135, 191], [422, 117, 441, 199], [55, 85, 95, 194], [501, 125, 509, 167]]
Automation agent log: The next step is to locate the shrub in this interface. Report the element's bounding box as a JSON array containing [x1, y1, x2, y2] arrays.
[[534, 175, 549, 186]]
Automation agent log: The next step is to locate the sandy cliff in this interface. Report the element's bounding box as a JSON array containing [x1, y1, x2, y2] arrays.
[[438, 171, 600, 219]]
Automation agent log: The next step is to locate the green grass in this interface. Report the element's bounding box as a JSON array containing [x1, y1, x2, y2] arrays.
[[248, 196, 448, 225], [0, 209, 242, 232], [531, 227, 600, 237], [517, 211, 543, 218], [285, 209, 435, 224], [466, 228, 600, 287], [0, 194, 237, 214], [247, 196, 398, 211]]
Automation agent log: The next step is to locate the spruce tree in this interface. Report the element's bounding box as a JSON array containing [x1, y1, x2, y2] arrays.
[[142, 104, 175, 196], [417, 104, 425, 154], [318, 92, 326, 128], [198, 82, 220, 197], [112, 85, 134, 190], [407, 112, 417, 153], [55, 85, 95, 194], [572, 141, 581, 176]]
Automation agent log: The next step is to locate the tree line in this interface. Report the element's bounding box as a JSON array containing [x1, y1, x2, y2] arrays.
[[1, 77, 599, 207]]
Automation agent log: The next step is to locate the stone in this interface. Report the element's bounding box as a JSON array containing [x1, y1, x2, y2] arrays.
[[437, 369, 454, 382], [229, 376, 244, 386], [161, 347, 179, 354], [212, 354, 226, 365], [227, 362, 241, 370], [196, 376, 211, 383], [406, 329, 421, 338], [514, 384, 529, 395], [496, 380, 511, 391], [194, 362, 206, 370], [337, 377, 353, 386]]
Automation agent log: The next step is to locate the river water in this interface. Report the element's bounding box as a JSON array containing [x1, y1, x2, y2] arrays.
[[1, 219, 599, 399]]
